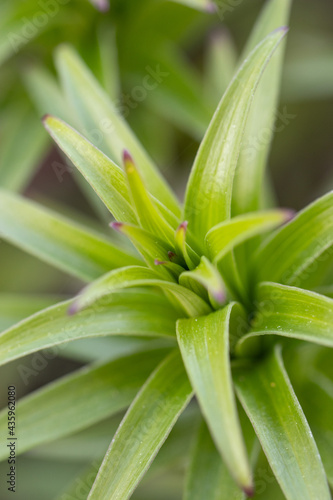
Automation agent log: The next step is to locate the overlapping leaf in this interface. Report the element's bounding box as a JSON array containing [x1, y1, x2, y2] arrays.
[[0, 189, 140, 281], [235, 346, 331, 500], [0, 350, 168, 459], [87, 350, 193, 500], [177, 304, 252, 492], [0, 289, 178, 366], [184, 28, 287, 241]]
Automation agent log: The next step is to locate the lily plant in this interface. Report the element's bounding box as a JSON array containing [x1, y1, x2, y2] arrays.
[[0, 0, 332, 499]]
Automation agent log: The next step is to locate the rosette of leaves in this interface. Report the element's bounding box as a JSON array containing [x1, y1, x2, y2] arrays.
[[0, 2, 333, 499]]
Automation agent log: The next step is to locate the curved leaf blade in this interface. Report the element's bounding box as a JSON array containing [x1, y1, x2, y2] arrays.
[[253, 191, 333, 286], [55, 45, 180, 215], [232, 0, 292, 214], [0, 289, 178, 367], [0, 350, 167, 459], [87, 350, 193, 500], [237, 282, 333, 354], [43, 115, 137, 224], [177, 304, 253, 492], [234, 346, 331, 500], [72, 266, 211, 317], [205, 209, 292, 263], [184, 28, 287, 241], [0, 189, 139, 282]]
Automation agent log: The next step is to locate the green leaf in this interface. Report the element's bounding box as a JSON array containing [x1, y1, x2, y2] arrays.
[[71, 266, 212, 317], [0, 189, 140, 282], [179, 256, 226, 308], [232, 0, 291, 214], [184, 419, 245, 500], [87, 350, 193, 500], [0, 293, 61, 332], [205, 209, 292, 263], [0, 289, 178, 367], [0, 350, 167, 459], [234, 346, 331, 500], [184, 28, 287, 241], [0, 107, 48, 191], [253, 191, 333, 286], [237, 282, 333, 354], [55, 45, 180, 215], [110, 222, 182, 280], [43, 115, 137, 224], [123, 151, 175, 246], [177, 304, 252, 492]]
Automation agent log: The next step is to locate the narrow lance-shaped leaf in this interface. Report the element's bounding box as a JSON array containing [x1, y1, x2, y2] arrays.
[[43, 115, 137, 224], [177, 304, 253, 494], [184, 28, 287, 242], [236, 282, 333, 355], [55, 45, 180, 215], [0, 349, 168, 459], [204, 31, 238, 103], [0, 189, 140, 282], [233, 0, 292, 215], [205, 209, 293, 263], [0, 289, 178, 367], [123, 150, 175, 246], [0, 107, 48, 191], [71, 266, 212, 318], [234, 346, 331, 500], [87, 350, 193, 500], [253, 191, 333, 286], [184, 419, 245, 500], [110, 221, 178, 280], [179, 256, 226, 308]]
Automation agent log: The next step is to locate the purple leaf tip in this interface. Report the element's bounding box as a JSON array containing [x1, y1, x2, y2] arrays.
[[154, 259, 167, 266], [123, 149, 134, 165], [177, 221, 188, 233], [212, 289, 226, 305], [282, 209, 296, 223], [168, 251, 177, 261], [243, 486, 255, 498], [110, 221, 124, 232], [206, 1, 217, 13], [67, 301, 79, 316]]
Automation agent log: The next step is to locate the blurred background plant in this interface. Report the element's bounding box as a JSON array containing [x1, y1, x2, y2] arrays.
[[0, 0, 333, 498]]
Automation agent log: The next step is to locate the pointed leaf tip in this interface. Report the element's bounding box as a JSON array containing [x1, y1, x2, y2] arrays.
[[243, 485, 255, 497], [67, 301, 79, 316], [154, 259, 167, 266], [123, 149, 134, 166], [110, 221, 124, 232]]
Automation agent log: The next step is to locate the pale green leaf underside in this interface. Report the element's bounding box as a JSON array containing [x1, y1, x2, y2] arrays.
[[234, 346, 331, 500], [237, 282, 333, 353], [205, 209, 290, 263], [0, 350, 167, 459], [43, 116, 137, 224], [184, 28, 287, 241], [87, 350, 193, 500], [0, 289, 178, 367], [253, 191, 333, 286], [184, 419, 245, 500], [55, 45, 180, 216], [177, 304, 252, 491], [72, 266, 211, 317], [232, 0, 291, 214], [0, 189, 140, 282]]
